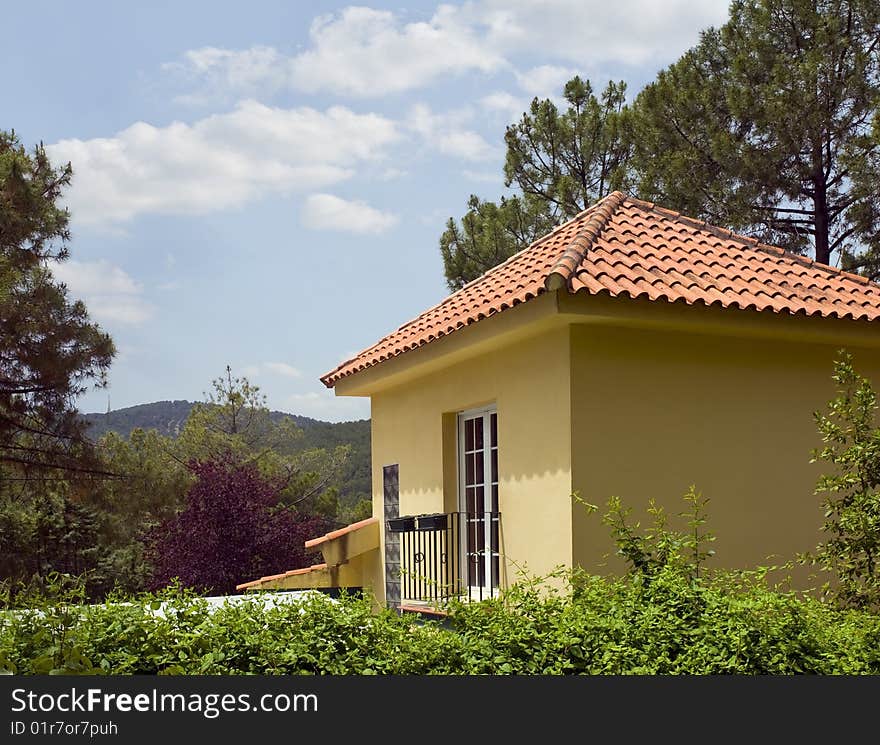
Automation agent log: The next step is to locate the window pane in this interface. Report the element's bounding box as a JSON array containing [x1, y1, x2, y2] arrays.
[[474, 516, 486, 550], [473, 484, 484, 513], [459, 408, 498, 590], [468, 522, 479, 586], [466, 486, 476, 514]]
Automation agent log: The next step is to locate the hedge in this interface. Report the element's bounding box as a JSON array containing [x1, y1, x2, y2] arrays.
[[3, 568, 879, 675]]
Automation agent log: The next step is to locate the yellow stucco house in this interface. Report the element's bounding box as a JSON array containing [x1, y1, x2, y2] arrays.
[[239, 192, 880, 608]]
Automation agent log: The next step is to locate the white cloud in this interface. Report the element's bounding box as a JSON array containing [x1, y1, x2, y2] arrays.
[[285, 390, 370, 422], [515, 65, 579, 97], [407, 104, 497, 162], [164, 46, 288, 104], [263, 362, 302, 379], [51, 259, 153, 326], [302, 194, 398, 235], [480, 91, 527, 120], [419, 206, 458, 227], [166, 7, 505, 99], [241, 362, 303, 379], [47, 101, 398, 226], [377, 167, 408, 181], [290, 6, 506, 96], [476, 0, 729, 68], [164, 2, 728, 101], [463, 169, 503, 184]]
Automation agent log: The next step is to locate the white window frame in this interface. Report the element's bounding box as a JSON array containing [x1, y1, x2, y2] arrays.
[[457, 405, 499, 597]]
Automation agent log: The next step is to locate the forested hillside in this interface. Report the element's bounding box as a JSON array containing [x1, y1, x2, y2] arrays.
[[82, 401, 371, 507]]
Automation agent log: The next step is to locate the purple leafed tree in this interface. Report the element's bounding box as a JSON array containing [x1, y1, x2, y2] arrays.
[[147, 458, 331, 595]]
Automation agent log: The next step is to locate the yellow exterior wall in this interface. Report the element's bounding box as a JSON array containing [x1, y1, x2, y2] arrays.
[[569, 322, 880, 585], [338, 286, 880, 602], [368, 325, 573, 603]]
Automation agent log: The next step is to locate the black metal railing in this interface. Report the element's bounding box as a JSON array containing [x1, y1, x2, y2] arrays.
[[389, 511, 501, 604]]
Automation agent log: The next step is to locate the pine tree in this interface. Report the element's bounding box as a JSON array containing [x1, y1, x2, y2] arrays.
[[439, 78, 629, 289], [630, 0, 880, 275], [0, 130, 114, 479]]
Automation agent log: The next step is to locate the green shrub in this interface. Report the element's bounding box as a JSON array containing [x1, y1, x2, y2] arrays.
[[3, 568, 880, 675], [4, 485, 880, 676], [808, 351, 880, 611]]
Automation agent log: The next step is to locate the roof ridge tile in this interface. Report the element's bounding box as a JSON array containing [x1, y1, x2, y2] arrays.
[[545, 191, 626, 291], [625, 195, 873, 286], [321, 192, 879, 387]]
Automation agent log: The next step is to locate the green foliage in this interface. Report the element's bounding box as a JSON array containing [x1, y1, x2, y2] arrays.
[[10, 471, 880, 675], [178, 367, 297, 462], [439, 2, 880, 285], [0, 578, 456, 675], [173, 367, 347, 518], [146, 458, 330, 595], [439, 77, 628, 289], [630, 0, 880, 271], [83, 428, 194, 595], [808, 351, 880, 610], [94, 428, 191, 528], [339, 498, 373, 525], [82, 399, 372, 514], [627, 28, 760, 238], [0, 128, 119, 598], [4, 566, 880, 675], [0, 488, 106, 591], [599, 487, 716, 580], [446, 568, 880, 675], [0, 129, 114, 478], [0, 574, 99, 675], [5, 490, 880, 675], [505, 78, 630, 220], [439, 193, 554, 291], [1, 366, 361, 600]]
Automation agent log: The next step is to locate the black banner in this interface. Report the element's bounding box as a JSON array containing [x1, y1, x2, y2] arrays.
[[0, 675, 875, 742]]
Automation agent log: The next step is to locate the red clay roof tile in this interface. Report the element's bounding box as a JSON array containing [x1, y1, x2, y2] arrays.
[[322, 192, 880, 387], [235, 563, 328, 591], [303, 517, 379, 549]]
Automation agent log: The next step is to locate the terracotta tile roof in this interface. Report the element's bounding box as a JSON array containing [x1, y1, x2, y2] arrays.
[[237, 517, 380, 591], [236, 563, 328, 591], [322, 192, 880, 387], [304, 516, 378, 549]]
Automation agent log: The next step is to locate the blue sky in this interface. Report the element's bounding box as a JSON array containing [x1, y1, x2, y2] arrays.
[[5, 0, 728, 421]]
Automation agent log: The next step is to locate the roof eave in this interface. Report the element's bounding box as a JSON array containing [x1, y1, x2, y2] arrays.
[[558, 290, 880, 349], [329, 290, 564, 396]]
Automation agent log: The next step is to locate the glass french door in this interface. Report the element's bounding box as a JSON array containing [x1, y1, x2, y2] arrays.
[[458, 406, 499, 596]]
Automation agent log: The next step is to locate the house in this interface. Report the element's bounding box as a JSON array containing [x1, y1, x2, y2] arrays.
[[238, 191, 880, 608]]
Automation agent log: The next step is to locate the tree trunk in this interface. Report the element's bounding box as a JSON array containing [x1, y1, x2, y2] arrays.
[[812, 145, 831, 266]]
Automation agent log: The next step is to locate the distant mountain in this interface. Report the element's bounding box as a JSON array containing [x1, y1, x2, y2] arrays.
[[81, 401, 371, 506], [82, 400, 196, 440]]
